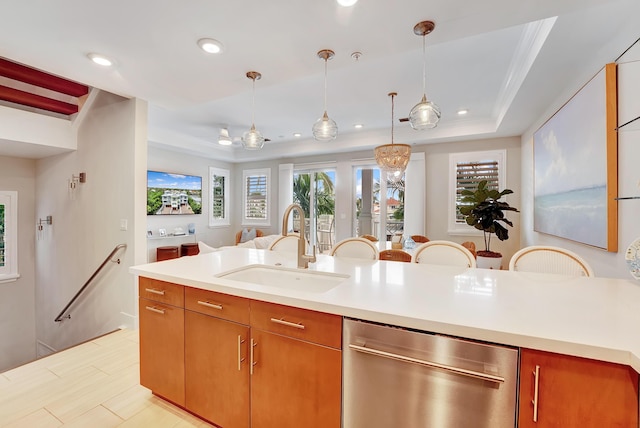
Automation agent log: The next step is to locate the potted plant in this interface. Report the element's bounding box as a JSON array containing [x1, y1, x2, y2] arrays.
[[459, 180, 519, 269]]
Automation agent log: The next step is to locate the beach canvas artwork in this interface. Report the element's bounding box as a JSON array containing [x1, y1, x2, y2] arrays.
[[533, 64, 617, 250]]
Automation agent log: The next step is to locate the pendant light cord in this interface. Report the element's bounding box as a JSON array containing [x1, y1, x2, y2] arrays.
[[421, 34, 427, 98], [251, 77, 256, 126], [391, 93, 395, 145], [323, 57, 328, 113]]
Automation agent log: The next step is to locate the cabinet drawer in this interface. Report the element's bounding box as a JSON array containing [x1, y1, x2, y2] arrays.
[[139, 277, 184, 307], [185, 286, 250, 325], [250, 300, 342, 349], [139, 297, 185, 406]]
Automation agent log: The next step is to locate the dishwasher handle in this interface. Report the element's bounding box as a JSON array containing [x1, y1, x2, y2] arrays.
[[348, 343, 505, 384]]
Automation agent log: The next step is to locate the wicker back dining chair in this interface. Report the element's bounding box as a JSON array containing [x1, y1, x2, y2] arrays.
[[267, 235, 307, 253], [508, 246, 594, 277], [359, 234, 379, 242], [461, 241, 477, 258], [379, 249, 412, 263], [330, 237, 379, 260], [411, 240, 477, 268]]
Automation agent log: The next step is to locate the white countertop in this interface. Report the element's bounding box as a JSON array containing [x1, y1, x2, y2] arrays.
[[130, 247, 640, 372]]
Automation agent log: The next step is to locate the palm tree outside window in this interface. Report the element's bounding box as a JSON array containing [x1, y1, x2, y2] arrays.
[[292, 170, 335, 253]]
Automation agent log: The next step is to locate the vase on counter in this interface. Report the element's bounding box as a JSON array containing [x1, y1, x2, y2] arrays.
[[403, 235, 416, 250]]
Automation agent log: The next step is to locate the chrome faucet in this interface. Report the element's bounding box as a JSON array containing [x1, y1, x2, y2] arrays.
[[281, 204, 316, 269]]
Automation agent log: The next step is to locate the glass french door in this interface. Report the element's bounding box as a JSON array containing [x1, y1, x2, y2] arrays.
[[354, 166, 405, 242], [292, 168, 336, 254]]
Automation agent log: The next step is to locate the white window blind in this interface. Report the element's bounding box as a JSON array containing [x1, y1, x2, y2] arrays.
[[209, 167, 229, 227], [0, 202, 4, 268], [448, 150, 505, 234], [212, 176, 224, 217], [0, 191, 19, 283], [455, 160, 499, 222], [243, 168, 270, 225]]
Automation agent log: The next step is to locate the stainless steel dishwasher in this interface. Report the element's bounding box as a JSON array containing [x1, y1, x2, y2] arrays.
[[343, 318, 518, 428]]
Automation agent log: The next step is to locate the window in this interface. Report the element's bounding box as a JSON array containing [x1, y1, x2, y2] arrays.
[[209, 167, 230, 227], [448, 150, 506, 234], [0, 191, 19, 283], [292, 167, 336, 253], [243, 168, 270, 225], [353, 165, 405, 242]]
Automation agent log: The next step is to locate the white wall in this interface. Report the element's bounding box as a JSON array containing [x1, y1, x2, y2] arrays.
[[231, 137, 521, 260], [0, 105, 76, 152], [521, 42, 640, 279], [147, 146, 235, 252], [0, 156, 36, 371], [420, 137, 522, 262], [34, 91, 146, 355]]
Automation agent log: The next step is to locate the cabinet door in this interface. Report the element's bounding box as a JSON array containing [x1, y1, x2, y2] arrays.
[[185, 311, 250, 428], [139, 297, 185, 406], [250, 329, 342, 428], [519, 348, 638, 428]]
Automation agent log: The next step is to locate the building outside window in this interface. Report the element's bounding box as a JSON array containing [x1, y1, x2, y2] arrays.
[[354, 165, 405, 241]]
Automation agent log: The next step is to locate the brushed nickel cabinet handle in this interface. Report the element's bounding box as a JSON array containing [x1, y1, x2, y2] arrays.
[[145, 306, 165, 315], [532, 365, 540, 422], [237, 335, 246, 371], [270, 317, 305, 330], [349, 343, 505, 383], [145, 288, 165, 296], [197, 300, 223, 310]]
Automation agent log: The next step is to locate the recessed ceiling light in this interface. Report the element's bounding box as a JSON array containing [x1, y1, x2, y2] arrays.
[[354, 124, 364, 129], [87, 53, 113, 67], [457, 109, 469, 115], [198, 38, 224, 54], [337, 0, 358, 6], [293, 133, 302, 137]]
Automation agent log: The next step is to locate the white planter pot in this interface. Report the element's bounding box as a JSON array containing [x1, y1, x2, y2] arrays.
[[476, 255, 503, 270]]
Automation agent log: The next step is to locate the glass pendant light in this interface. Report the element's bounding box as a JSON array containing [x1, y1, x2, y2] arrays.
[[374, 92, 411, 180], [312, 49, 338, 141], [409, 20, 441, 130], [242, 71, 265, 150]]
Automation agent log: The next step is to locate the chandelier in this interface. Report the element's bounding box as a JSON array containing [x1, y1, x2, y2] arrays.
[[374, 92, 411, 180]]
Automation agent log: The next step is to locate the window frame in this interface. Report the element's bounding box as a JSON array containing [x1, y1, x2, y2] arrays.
[[448, 150, 506, 235], [209, 167, 230, 227], [242, 168, 271, 226], [0, 191, 19, 283]]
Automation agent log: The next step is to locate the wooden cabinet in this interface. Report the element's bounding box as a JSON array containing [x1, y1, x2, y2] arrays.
[[519, 348, 639, 427], [184, 287, 251, 427], [138, 277, 185, 406], [177, 283, 341, 427], [249, 300, 342, 428]]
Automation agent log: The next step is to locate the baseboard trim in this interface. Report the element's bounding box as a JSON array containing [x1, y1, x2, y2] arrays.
[[36, 340, 57, 359]]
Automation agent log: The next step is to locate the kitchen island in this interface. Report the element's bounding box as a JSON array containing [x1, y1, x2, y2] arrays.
[[130, 247, 640, 427]]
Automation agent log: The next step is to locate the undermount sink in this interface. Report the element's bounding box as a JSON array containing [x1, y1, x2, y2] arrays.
[[217, 264, 349, 293]]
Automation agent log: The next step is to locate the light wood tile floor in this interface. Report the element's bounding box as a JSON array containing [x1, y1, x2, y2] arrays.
[[0, 329, 214, 427]]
